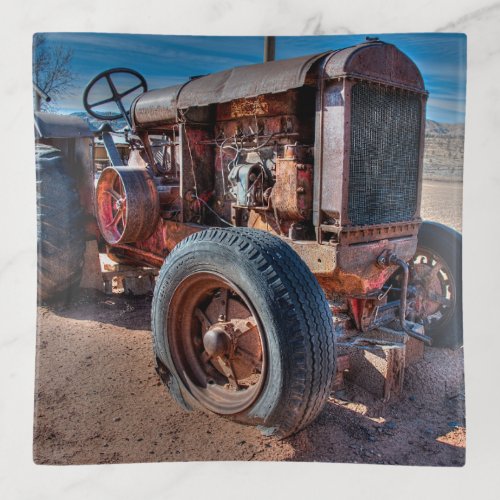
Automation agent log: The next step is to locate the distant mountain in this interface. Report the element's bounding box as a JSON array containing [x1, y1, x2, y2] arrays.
[[423, 121, 464, 181], [425, 120, 464, 137], [72, 111, 463, 182], [71, 111, 128, 132]]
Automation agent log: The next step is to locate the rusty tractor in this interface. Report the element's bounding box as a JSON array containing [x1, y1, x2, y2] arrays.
[[35, 39, 462, 437]]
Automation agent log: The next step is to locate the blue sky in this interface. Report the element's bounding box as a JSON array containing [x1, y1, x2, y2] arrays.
[[35, 33, 466, 123]]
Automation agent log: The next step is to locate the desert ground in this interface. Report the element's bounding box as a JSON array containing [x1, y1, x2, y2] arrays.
[[33, 180, 465, 466]]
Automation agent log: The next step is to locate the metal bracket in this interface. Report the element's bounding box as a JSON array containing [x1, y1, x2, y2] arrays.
[[377, 251, 433, 345]]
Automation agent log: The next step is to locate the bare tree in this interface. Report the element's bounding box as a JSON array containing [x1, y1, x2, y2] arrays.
[[33, 34, 75, 111]]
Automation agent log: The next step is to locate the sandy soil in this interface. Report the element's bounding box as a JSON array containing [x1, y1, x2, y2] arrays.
[[421, 180, 463, 232], [33, 180, 465, 466]]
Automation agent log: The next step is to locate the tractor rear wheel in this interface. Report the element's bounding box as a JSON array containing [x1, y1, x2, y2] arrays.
[[152, 228, 336, 437], [36, 144, 85, 302]]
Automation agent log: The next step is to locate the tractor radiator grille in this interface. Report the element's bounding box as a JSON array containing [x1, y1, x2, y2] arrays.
[[348, 82, 422, 226]]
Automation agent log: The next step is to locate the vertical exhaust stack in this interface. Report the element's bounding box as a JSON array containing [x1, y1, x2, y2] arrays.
[[264, 36, 275, 62]]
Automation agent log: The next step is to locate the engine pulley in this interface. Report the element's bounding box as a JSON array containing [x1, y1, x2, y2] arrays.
[[95, 166, 160, 244]]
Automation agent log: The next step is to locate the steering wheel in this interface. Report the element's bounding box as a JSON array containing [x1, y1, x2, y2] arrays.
[[83, 68, 147, 124]]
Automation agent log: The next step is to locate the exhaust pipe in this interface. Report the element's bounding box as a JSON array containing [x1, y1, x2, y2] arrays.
[[264, 36, 276, 62]]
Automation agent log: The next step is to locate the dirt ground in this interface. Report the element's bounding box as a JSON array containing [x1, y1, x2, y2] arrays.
[[421, 179, 463, 232], [33, 180, 465, 466]]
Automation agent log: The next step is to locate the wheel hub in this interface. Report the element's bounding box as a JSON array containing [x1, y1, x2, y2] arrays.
[[202, 312, 262, 383], [167, 274, 266, 414], [115, 198, 124, 211], [203, 325, 231, 358]]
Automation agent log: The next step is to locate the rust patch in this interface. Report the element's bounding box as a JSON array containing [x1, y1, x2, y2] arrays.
[[216, 91, 299, 121], [273, 157, 313, 222], [317, 236, 417, 296], [107, 219, 205, 268], [230, 95, 269, 118], [163, 220, 204, 252], [247, 210, 281, 235]]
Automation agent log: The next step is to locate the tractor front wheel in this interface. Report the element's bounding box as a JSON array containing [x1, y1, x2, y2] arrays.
[[151, 228, 336, 437]]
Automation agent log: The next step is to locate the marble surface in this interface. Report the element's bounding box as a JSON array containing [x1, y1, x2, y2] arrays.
[[1, 0, 500, 498]]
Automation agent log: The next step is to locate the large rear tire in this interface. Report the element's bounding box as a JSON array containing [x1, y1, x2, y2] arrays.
[[37, 145, 85, 302], [152, 228, 336, 437]]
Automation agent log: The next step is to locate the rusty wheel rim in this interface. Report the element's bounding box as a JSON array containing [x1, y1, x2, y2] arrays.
[[167, 272, 267, 415], [96, 168, 128, 244], [410, 247, 456, 328]]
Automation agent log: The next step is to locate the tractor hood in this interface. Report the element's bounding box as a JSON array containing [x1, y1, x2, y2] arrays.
[[131, 40, 425, 128]]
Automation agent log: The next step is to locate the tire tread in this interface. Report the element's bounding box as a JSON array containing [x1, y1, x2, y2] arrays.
[[152, 227, 336, 437], [36, 144, 85, 302]]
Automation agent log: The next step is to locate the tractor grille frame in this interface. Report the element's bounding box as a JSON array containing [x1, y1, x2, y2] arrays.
[[347, 82, 422, 227]]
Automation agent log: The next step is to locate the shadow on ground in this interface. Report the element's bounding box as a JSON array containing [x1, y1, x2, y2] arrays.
[[42, 288, 153, 331]]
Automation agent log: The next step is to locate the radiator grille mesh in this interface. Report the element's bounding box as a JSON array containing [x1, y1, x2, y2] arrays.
[[348, 82, 422, 226]]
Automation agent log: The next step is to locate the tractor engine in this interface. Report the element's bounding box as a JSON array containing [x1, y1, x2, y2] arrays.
[[94, 39, 427, 337]]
